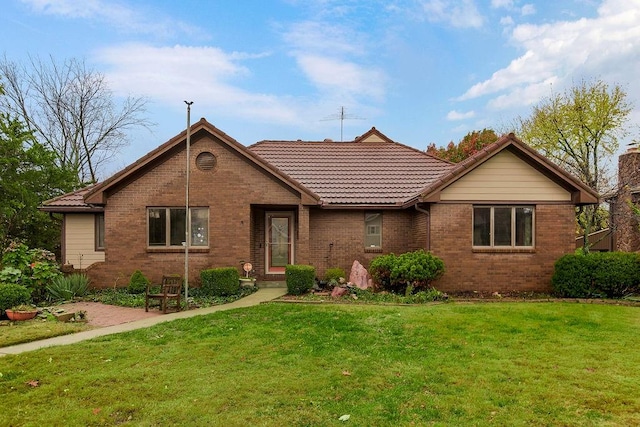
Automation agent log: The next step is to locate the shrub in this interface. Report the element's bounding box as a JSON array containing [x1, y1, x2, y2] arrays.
[[324, 267, 346, 283], [552, 252, 640, 298], [128, 270, 150, 294], [552, 253, 594, 297], [1, 241, 62, 302], [369, 254, 395, 290], [370, 250, 445, 294], [591, 252, 640, 298], [286, 264, 315, 295], [46, 274, 91, 302], [0, 283, 32, 314], [200, 267, 240, 296]]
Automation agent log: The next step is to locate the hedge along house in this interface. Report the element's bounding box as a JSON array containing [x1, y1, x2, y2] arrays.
[[41, 119, 598, 293]]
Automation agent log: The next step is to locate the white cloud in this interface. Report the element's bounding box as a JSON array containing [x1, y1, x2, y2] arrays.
[[20, 0, 206, 38], [282, 21, 387, 102], [521, 4, 536, 16], [447, 110, 476, 120], [458, 0, 640, 110], [500, 15, 515, 26], [283, 21, 366, 56], [491, 0, 514, 8], [296, 55, 386, 101], [95, 44, 298, 124], [419, 0, 484, 28]]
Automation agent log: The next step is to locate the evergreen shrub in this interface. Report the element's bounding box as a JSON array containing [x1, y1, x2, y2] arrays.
[[552, 252, 640, 298], [286, 264, 315, 295], [370, 249, 445, 294], [200, 267, 240, 296], [324, 267, 346, 283], [128, 270, 150, 294]]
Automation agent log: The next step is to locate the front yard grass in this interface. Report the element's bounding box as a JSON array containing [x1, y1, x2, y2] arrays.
[[0, 318, 89, 347], [1, 302, 639, 426]]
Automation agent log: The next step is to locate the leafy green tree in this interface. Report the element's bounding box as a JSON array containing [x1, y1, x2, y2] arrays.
[[0, 85, 78, 252], [427, 129, 499, 163], [517, 79, 632, 249]]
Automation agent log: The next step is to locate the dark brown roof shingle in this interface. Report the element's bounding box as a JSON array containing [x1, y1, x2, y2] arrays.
[[249, 137, 454, 205]]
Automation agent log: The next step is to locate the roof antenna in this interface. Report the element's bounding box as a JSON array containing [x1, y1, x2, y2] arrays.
[[321, 106, 365, 142]]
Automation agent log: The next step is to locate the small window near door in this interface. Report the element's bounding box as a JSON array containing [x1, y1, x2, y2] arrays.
[[365, 212, 382, 249], [95, 213, 105, 251]]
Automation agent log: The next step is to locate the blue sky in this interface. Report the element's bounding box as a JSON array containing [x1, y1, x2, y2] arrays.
[[2, 0, 640, 178]]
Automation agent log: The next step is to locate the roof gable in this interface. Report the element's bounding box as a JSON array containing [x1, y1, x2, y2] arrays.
[[418, 133, 599, 205], [354, 127, 394, 143], [83, 119, 319, 206]]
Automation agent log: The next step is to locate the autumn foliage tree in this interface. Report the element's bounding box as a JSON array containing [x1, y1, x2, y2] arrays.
[[427, 129, 498, 163]]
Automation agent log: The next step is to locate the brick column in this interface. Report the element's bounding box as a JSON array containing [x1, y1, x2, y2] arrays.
[[297, 205, 310, 265], [614, 148, 640, 251]]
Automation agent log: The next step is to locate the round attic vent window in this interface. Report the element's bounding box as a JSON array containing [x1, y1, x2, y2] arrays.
[[196, 151, 217, 171]]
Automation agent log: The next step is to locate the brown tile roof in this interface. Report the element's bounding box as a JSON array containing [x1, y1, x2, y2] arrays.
[[249, 131, 454, 206], [39, 185, 103, 212]]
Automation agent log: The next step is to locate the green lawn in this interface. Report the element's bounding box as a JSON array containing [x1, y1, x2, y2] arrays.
[[1, 302, 639, 426]]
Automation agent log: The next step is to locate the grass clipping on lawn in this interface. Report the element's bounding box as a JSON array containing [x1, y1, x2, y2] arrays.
[[0, 302, 639, 425]]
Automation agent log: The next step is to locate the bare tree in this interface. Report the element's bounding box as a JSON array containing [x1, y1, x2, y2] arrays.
[[0, 55, 152, 183]]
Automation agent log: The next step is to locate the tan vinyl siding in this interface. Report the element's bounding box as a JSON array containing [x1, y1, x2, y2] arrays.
[[64, 214, 105, 269], [440, 150, 571, 202], [360, 134, 387, 143]]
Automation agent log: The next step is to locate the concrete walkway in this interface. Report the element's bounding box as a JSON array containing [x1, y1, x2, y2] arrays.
[[0, 287, 286, 356]]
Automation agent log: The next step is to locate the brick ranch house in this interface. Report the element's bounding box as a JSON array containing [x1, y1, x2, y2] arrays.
[[41, 119, 598, 293]]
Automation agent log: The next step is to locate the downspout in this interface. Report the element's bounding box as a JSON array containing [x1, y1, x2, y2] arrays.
[[414, 204, 430, 251]]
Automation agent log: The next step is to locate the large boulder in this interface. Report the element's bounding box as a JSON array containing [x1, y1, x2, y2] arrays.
[[349, 260, 371, 290]]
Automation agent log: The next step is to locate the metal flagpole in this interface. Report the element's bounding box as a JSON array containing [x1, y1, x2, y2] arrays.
[[184, 101, 193, 305]]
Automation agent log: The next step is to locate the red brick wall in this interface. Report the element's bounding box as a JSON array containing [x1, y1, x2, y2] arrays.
[[88, 135, 304, 288], [430, 203, 575, 293], [613, 149, 640, 251], [309, 209, 422, 279]]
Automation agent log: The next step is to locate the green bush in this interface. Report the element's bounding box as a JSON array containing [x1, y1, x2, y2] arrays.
[[552, 252, 640, 298], [128, 270, 150, 294], [0, 283, 32, 314], [286, 264, 315, 295], [324, 267, 346, 283], [200, 267, 240, 296], [1, 241, 62, 302], [46, 274, 90, 302], [370, 249, 445, 294]]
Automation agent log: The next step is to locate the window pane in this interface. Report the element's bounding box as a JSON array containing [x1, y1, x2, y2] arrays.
[[148, 209, 166, 246], [494, 207, 512, 246], [515, 207, 533, 246], [365, 213, 382, 248], [191, 208, 209, 246], [270, 217, 290, 267], [473, 207, 491, 246], [170, 208, 186, 246], [96, 213, 105, 249]]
